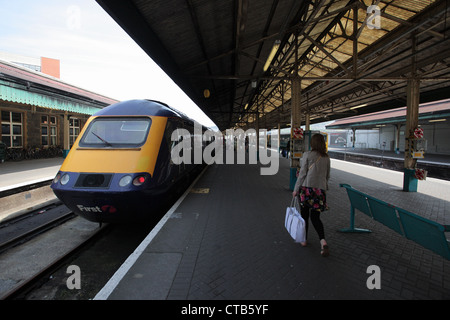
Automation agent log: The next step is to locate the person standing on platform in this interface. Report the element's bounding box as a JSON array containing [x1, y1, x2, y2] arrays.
[[292, 134, 330, 257]]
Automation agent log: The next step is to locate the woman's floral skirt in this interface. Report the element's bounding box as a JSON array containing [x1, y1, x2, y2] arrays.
[[299, 187, 329, 212]]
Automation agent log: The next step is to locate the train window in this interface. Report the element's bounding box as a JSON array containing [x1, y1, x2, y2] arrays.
[[79, 117, 151, 148]]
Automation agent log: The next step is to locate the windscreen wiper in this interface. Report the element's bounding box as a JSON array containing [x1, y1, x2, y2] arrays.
[[91, 132, 113, 147]]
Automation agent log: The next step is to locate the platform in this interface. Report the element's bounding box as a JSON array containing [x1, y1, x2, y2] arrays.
[[0, 158, 63, 192], [95, 156, 450, 300], [0, 158, 63, 222]]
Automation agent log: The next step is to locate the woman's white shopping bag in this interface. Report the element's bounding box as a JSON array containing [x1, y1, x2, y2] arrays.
[[285, 198, 306, 243]]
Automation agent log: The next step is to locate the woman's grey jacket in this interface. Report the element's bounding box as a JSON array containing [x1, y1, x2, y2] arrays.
[[294, 150, 330, 192]]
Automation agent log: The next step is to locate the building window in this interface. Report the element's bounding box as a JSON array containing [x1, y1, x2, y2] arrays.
[[41, 115, 57, 146], [41, 115, 48, 145], [69, 118, 80, 147], [1, 111, 23, 147], [50, 116, 57, 145]]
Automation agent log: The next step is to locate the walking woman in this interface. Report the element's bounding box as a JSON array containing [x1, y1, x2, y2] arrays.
[[292, 134, 330, 257]]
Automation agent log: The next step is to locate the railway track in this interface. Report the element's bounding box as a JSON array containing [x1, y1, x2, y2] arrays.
[[0, 199, 107, 300], [0, 208, 76, 254], [328, 150, 450, 181], [0, 222, 110, 300]]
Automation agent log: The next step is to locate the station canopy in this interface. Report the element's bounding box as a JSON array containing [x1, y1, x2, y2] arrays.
[[97, 0, 450, 131]]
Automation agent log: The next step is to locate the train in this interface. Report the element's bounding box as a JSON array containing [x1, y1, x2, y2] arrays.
[[51, 99, 209, 223]]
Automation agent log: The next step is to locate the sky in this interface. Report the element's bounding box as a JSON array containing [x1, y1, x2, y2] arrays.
[[0, 0, 216, 128]]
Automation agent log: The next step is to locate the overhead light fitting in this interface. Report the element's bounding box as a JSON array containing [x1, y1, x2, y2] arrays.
[[350, 103, 368, 110], [429, 118, 446, 122], [263, 40, 281, 72]]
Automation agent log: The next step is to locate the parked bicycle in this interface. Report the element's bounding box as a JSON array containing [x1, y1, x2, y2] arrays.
[[5, 145, 64, 162]]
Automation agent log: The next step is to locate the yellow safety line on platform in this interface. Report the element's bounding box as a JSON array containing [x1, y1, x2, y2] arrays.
[[190, 188, 210, 194]]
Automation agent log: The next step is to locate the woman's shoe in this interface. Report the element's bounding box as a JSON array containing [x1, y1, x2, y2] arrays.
[[321, 244, 329, 257]]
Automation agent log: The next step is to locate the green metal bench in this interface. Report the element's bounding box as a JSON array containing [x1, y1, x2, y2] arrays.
[[339, 183, 450, 260]]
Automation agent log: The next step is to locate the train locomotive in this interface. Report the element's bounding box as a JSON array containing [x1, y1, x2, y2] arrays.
[[51, 99, 208, 223]]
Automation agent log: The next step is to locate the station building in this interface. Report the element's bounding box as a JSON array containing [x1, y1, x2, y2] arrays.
[[0, 52, 118, 157]]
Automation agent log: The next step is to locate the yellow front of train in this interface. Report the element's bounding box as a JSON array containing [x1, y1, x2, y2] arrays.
[[61, 115, 167, 176], [51, 113, 169, 222]]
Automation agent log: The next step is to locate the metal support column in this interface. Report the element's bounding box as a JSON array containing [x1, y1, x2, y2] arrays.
[[256, 106, 260, 162], [305, 93, 310, 131], [289, 31, 302, 190], [403, 34, 420, 192], [278, 123, 281, 154], [352, 128, 356, 149], [395, 124, 401, 154], [290, 76, 301, 190], [403, 78, 420, 192]]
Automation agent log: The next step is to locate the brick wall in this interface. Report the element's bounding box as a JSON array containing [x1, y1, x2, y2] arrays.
[[40, 57, 60, 79]]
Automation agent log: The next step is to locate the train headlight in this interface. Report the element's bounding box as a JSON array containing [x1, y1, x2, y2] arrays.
[[132, 175, 146, 186], [53, 173, 61, 184], [119, 175, 132, 187], [60, 173, 70, 185]]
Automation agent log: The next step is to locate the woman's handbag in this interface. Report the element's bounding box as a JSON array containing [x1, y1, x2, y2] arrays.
[[284, 197, 306, 243]]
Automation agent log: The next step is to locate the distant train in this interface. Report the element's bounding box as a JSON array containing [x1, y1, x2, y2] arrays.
[[51, 99, 209, 223]]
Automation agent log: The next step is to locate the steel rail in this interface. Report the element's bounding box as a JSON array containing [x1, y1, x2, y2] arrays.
[[0, 222, 110, 300], [0, 211, 76, 254]]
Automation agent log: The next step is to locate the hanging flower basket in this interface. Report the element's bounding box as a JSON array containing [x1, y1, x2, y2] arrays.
[[414, 168, 427, 180]]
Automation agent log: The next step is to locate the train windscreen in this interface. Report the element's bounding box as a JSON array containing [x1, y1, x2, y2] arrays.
[[79, 117, 151, 148]]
